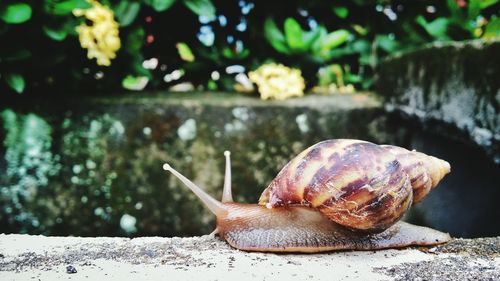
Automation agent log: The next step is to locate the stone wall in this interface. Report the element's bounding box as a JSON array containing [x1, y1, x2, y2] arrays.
[[2, 91, 499, 238], [0, 93, 384, 237], [376, 39, 500, 164]]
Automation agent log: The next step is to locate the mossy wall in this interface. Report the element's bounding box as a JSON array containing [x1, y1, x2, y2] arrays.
[[1, 93, 386, 237], [2, 91, 499, 238]]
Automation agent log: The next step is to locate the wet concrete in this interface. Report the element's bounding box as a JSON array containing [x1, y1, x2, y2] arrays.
[[0, 234, 498, 280]]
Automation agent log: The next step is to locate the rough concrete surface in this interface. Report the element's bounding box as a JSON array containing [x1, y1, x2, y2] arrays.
[[0, 234, 498, 281]]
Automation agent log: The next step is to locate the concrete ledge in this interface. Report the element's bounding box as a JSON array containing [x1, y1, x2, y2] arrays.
[[0, 234, 498, 280]]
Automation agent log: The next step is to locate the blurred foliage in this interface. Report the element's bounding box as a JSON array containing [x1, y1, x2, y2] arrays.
[[0, 0, 499, 95], [264, 17, 349, 61]]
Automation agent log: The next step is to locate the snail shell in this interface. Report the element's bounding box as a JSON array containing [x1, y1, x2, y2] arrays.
[[259, 139, 450, 232]]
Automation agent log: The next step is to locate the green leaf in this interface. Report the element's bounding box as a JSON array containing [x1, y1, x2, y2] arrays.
[[5, 73, 25, 94], [197, 47, 221, 62], [44, 0, 90, 16], [284, 17, 305, 51], [311, 26, 328, 52], [467, 0, 482, 22], [361, 77, 374, 90], [125, 27, 145, 54], [312, 29, 351, 61], [319, 29, 349, 52], [0, 3, 32, 24], [478, 0, 499, 9], [401, 21, 427, 43], [416, 16, 450, 40], [358, 53, 373, 65], [482, 17, 500, 39], [122, 75, 149, 91], [302, 26, 322, 51], [183, 0, 215, 17], [264, 18, 290, 54], [144, 0, 177, 12], [352, 39, 371, 53], [446, 0, 463, 22], [131, 55, 152, 77], [207, 80, 217, 90], [221, 47, 233, 59], [43, 25, 68, 41], [350, 39, 373, 65], [333, 6, 349, 19], [352, 24, 368, 36], [318, 47, 353, 61], [176, 42, 195, 62], [222, 46, 249, 60], [344, 73, 362, 83], [114, 1, 141, 27], [376, 35, 400, 53]]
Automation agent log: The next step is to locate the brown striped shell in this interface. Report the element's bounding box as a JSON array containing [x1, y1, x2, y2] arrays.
[[258, 139, 451, 232]]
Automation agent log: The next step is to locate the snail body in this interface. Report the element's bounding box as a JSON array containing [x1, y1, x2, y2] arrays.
[[163, 139, 451, 253]]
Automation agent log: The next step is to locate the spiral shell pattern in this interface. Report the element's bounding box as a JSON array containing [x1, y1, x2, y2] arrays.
[[258, 139, 450, 232], [381, 145, 450, 203]]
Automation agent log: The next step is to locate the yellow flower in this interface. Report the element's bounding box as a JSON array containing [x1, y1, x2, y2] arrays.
[[248, 63, 305, 100], [73, 0, 121, 66]]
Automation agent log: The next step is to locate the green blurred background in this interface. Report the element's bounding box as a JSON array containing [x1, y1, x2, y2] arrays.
[[1, 0, 498, 95]]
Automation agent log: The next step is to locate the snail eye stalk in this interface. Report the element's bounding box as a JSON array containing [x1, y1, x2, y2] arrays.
[[163, 163, 228, 217], [222, 151, 233, 203]]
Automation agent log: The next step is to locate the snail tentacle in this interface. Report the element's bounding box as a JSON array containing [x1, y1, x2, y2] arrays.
[[222, 151, 233, 203], [163, 163, 228, 217]]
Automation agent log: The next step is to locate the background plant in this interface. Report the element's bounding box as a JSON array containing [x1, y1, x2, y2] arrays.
[[0, 0, 498, 95]]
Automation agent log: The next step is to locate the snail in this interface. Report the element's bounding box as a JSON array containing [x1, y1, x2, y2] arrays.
[[163, 139, 452, 253]]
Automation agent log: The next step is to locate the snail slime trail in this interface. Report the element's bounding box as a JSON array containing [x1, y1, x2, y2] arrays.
[[163, 139, 451, 253]]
